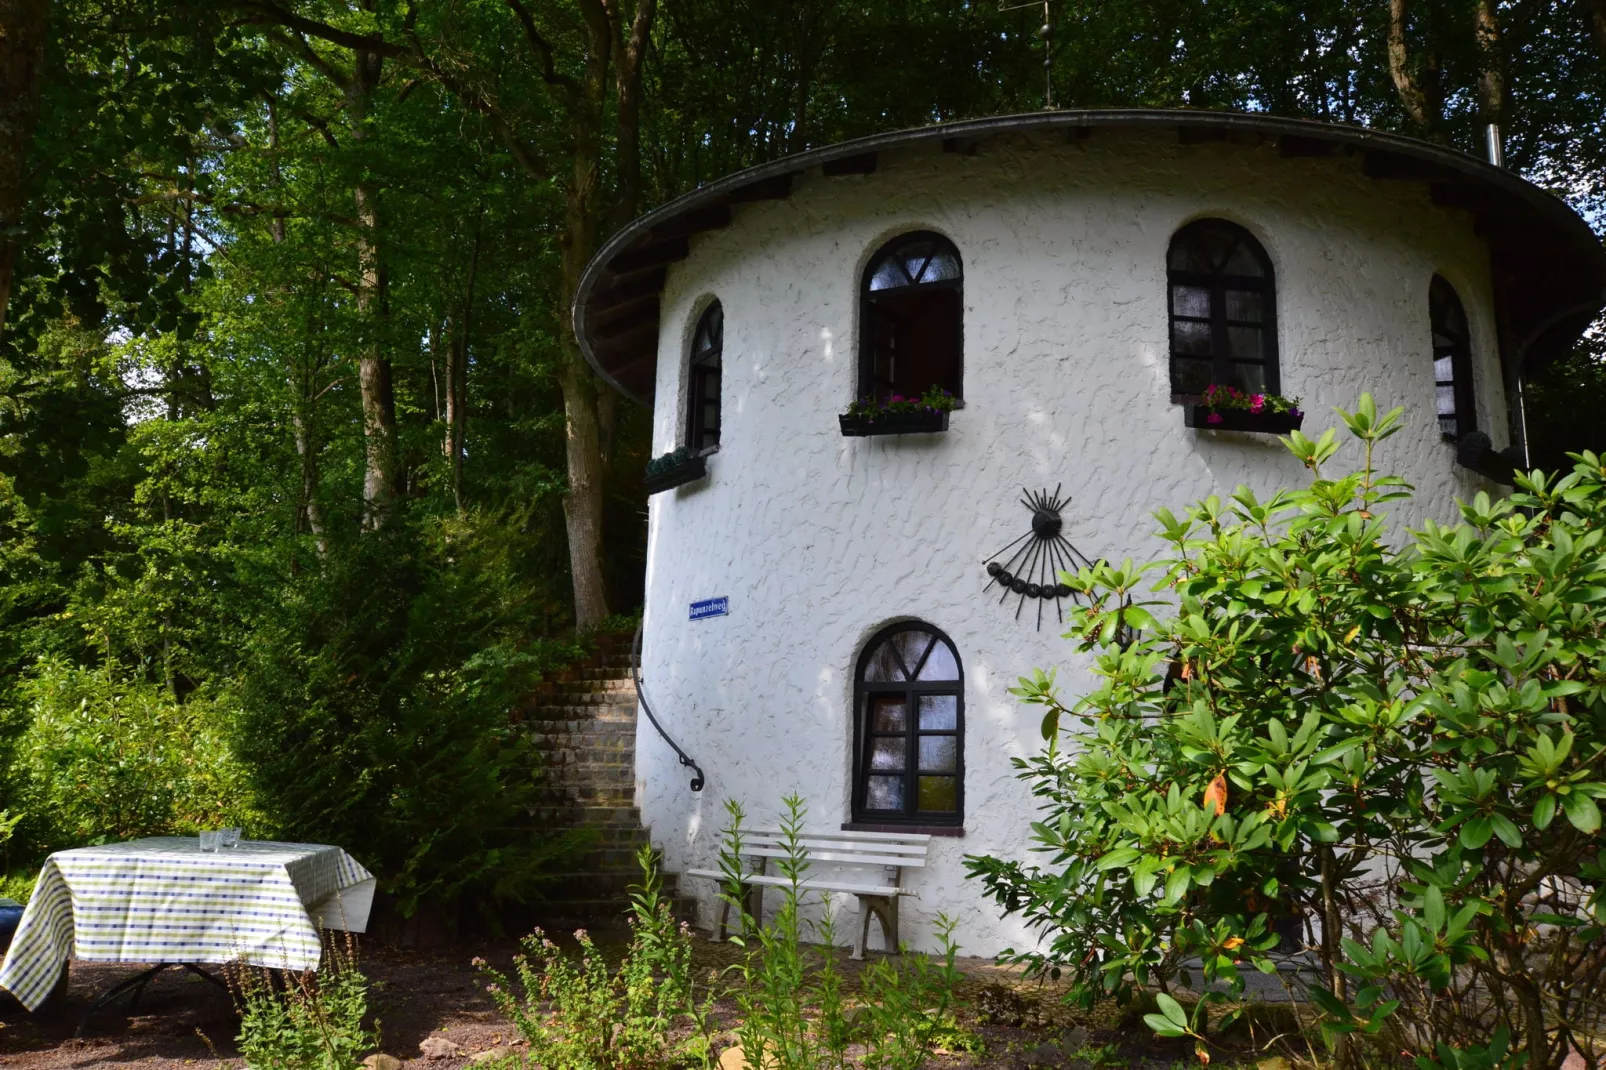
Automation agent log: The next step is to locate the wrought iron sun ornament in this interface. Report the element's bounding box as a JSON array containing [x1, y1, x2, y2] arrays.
[[983, 485, 1099, 631]]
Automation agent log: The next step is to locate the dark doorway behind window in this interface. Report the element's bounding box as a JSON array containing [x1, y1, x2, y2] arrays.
[[687, 302, 722, 450], [860, 233, 963, 404], [1430, 276, 1476, 440]]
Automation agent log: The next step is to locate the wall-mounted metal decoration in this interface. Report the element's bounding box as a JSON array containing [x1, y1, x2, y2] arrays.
[[982, 485, 1099, 631]]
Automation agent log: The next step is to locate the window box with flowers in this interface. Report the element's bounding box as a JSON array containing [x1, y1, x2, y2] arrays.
[[1183, 385, 1303, 433], [643, 447, 708, 494], [838, 388, 958, 437]]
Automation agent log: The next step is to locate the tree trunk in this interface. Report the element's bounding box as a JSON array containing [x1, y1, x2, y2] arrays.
[[444, 216, 480, 514], [560, 359, 611, 626], [0, 0, 48, 343], [1592, 0, 1606, 57], [348, 51, 401, 530], [1473, 0, 1505, 128], [291, 392, 329, 555], [1387, 0, 1441, 133]]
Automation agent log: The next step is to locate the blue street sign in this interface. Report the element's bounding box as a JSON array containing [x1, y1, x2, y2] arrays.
[[689, 597, 729, 621]]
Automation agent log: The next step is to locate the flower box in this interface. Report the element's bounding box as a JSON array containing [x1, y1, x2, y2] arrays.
[[1184, 406, 1303, 434], [643, 453, 707, 494], [838, 410, 950, 437]]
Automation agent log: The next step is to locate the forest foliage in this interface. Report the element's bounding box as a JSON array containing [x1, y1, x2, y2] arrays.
[[0, 0, 1602, 914]]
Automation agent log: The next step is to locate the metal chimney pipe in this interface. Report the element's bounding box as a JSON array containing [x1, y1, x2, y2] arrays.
[[1485, 123, 1504, 168]]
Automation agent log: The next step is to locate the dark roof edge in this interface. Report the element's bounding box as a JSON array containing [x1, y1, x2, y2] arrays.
[[574, 108, 1606, 404]]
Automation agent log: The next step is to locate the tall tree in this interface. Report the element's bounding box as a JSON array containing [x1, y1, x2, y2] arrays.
[[0, 0, 48, 342]]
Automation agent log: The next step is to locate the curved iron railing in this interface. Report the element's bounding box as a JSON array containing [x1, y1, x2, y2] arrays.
[[631, 621, 705, 792]]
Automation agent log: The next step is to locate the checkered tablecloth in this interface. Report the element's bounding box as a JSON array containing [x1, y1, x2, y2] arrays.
[[0, 837, 375, 1011]]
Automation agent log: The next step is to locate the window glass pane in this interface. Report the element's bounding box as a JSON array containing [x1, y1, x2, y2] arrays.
[[1223, 241, 1264, 276], [918, 250, 961, 283], [891, 630, 933, 677], [863, 640, 906, 682], [1231, 362, 1267, 393], [1171, 357, 1212, 395], [1172, 319, 1211, 356], [869, 259, 909, 292], [870, 696, 907, 732], [870, 738, 904, 771], [917, 776, 956, 813], [1225, 290, 1263, 322], [1434, 356, 1455, 384], [918, 736, 957, 772], [916, 642, 958, 681], [1172, 285, 1210, 319], [918, 694, 957, 729], [1439, 414, 1458, 436], [1227, 325, 1262, 361], [866, 776, 904, 811], [1437, 385, 1457, 417]]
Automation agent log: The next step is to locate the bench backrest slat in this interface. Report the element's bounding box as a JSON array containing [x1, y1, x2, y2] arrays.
[[739, 847, 927, 868], [742, 829, 931, 845], [736, 836, 927, 858]]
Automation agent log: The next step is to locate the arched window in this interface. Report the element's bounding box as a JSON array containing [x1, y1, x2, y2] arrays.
[[1167, 220, 1278, 397], [1430, 276, 1476, 439], [860, 232, 963, 404], [853, 622, 962, 826], [687, 302, 722, 451]]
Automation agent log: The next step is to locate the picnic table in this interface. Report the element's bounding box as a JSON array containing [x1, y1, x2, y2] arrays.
[[0, 836, 374, 1029]]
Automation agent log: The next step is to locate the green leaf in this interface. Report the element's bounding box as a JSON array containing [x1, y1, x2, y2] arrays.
[[1143, 1014, 1187, 1038], [1534, 793, 1558, 830], [1156, 992, 1189, 1029], [1488, 813, 1523, 848], [1096, 848, 1141, 871], [1563, 792, 1602, 834], [1459, 815, 1494, 850], [1422, 885, 1446, 933]]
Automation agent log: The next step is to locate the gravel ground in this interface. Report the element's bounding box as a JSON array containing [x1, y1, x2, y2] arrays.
[[0, 932, 1196, 1070]]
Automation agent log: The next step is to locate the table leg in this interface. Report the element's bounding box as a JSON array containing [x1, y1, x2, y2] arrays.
[[74, 963, 231, 1038], [75, 964, 168, 1038]]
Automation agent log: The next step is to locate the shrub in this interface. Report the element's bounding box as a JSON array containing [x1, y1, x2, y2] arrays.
[[9, 656, 246, 849], [232, 933, 377, 1070], [967, 398, 1606, 1070], [476, 845, 714, 1070]]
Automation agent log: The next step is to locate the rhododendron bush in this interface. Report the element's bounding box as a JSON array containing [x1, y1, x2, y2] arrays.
[[967, 396, 1606, 1070]]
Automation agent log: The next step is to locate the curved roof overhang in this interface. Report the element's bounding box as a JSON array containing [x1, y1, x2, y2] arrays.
[[574, 108, 1606, 407]]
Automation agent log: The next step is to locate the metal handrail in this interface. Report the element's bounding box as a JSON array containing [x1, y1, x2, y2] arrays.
[[631, 621, 705, 792]]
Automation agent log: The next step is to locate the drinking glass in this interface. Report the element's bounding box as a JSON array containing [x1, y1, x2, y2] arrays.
[[220, 828, 242, 849], [199, 829, 221, 852]]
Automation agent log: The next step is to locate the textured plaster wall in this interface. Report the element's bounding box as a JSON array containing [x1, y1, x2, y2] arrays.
[[634, 129, 1508, 958]]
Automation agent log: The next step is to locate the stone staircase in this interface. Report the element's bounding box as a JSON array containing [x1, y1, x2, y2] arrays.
[[524, 641, 694, 925]]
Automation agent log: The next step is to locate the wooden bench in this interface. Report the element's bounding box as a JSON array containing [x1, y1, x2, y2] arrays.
[[686, 829, 929, 960]]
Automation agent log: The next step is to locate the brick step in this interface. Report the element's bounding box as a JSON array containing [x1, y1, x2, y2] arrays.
[[541, 786, 634, 804], [552, 678, 637, 693], [530, 731, 634, 749], [539, 691, 639, 707], [575, 668, 636, 682], [544, 759, 634, 776], [532, 804, 641, 824], [526, 704, 638, 720], [530, 739, 634, 759]]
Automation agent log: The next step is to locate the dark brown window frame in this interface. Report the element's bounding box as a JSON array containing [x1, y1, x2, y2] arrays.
[[852, 622, 964, 827], [687, 301, 723, 452], [858, 231, 964, 404], [1166, 219, 1280, 401], [1430, 275, 1477, 441]]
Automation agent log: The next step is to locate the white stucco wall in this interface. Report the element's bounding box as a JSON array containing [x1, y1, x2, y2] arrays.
[[633, 128, 1508, 958]]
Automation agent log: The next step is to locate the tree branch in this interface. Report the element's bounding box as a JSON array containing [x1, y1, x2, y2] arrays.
[[505, 0, 581, 101]]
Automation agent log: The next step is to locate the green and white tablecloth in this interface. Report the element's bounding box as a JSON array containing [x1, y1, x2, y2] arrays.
[[0, 837, 374, 1011]]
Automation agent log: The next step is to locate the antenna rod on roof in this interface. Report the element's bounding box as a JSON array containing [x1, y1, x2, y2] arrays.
[[1000, 0, 1057, 110]]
